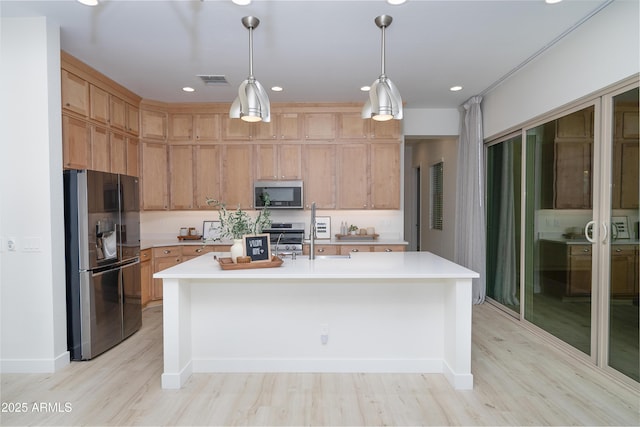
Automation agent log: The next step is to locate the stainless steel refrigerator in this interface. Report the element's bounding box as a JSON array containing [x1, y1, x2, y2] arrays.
[[63, 170, 141, 360]]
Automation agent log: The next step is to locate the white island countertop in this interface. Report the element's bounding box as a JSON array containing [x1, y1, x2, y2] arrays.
[[155, 251, 476, 280], [156, 251, 478, 391]]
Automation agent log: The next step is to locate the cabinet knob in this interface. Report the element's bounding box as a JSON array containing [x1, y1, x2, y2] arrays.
[[163, 250, 171, 254], [318, 248, 325, 253], [196, 248, 203, 253], [351, 248, 359, 252], [385, 248, 392, 252], [615, 248, 622, 253], [583, 248, 590, 253]]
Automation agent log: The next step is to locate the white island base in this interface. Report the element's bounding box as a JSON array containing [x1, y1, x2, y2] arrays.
[[155, 252, 479, 390]]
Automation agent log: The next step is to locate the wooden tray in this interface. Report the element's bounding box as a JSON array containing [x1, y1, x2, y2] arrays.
[[217, 256, 283, 270], [335, 233, 379, 241], [178, 235, 202, 240]]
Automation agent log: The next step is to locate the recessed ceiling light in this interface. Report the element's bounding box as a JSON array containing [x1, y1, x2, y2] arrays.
[[232, 0, 251, 5], [182, 87, 195, 93], [77, 0, 98, 5], [450, 85, 463, 92], [271, 86, 283, 92], [545, 0, 563, 3], [387, 0, 407, 5], [360, 86, 371, 92]]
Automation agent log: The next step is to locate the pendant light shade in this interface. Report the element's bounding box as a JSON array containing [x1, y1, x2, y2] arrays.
[[230, 16, 270, 123], [362, 15, 403, 121]]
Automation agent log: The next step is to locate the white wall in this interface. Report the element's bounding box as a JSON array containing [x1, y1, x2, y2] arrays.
[[405, 138, 458, 260], [483, 0, 640, 138], [0, 18, 69, 372], [403, 108, 460, 137]]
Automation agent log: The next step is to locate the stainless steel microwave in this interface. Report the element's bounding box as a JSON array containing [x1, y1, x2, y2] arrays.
[[254, 180, 304, 209]]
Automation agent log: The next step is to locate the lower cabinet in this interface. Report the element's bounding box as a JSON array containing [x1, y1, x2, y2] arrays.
[[151, 246, 182, 302], [140, 248, 152, 308], [303, 244, 406, 255]]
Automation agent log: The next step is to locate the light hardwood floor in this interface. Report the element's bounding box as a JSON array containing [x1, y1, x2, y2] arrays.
[[1, 303, 638, 426]]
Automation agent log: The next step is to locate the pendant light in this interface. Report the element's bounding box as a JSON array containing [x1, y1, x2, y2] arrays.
[[230, 16, 270, 122], [362, 15, 403, 121]]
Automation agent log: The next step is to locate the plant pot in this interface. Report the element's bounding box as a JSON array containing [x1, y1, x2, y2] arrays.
[[230, 239, 244, 263]]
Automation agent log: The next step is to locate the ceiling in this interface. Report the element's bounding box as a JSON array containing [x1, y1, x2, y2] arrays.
[[1, 0, 611, 109]]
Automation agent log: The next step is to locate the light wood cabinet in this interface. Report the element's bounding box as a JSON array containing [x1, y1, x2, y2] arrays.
[[612, 106, 639, 209], [89, 84, 110, 124], [221, 116, 253, 140], [126, 103, 140, 135], [126, 137, 139, 177], [140, 249, 152, 308], [554, 141, 592, 209], [61, 70, 89, 116], [91, 125, 110, 173], [194, 145, 222, 209], [610, 245, 638, 297], [370, 142, 401, 209], [255, 144, 302, 180], [169, 145, 195, 209], [222, 144, 253, 209], [62, 115, 90, 169], [141, 142, 168, 210], [370, 119, 401, 140], [338, 112, 368, 140], [182, 245, 213, 261], [302, 244, 339, 256], [303, 144, 336, 209], [340, 245, 372, 254], [253, 118, 278, 140], [109, 132, 127, 175], [141, 109, 168, 140], [278, 113, 302, 140], [169, 113, 194, 141], [151, 246, 182, 301], [373, 245, 405, 252], [337, 144, 369, 209], [304, 113, 335, 140], [194, 114, 219, 141], [109, 95, 126, 131]]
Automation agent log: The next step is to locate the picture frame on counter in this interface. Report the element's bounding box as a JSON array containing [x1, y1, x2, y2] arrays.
[[203, 220, 222, 241], [243, 234, 271, 262], [315, 216, 331, 239]]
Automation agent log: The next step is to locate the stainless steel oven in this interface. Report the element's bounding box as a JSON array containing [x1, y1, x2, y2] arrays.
[[263, 222, 305, 256]]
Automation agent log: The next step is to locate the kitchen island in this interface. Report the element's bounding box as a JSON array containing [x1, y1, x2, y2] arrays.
[[155, 251, 478, 390]]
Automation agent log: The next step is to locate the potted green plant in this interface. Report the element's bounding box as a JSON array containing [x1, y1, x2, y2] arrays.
[[205, 196, 272, 262], [348, 224, 358, 235]]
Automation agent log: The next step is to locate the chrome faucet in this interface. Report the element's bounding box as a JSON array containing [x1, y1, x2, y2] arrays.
[[275, 232, 284, 257], [310, 202, 316, 260]]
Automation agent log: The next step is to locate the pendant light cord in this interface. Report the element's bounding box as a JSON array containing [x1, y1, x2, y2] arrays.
[[248, 26, 254, 78], [380, 24, 386, 77]]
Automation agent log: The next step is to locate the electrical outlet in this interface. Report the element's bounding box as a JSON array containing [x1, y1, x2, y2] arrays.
[[320, 323, 329, 345], [7, 237, 16, 252]]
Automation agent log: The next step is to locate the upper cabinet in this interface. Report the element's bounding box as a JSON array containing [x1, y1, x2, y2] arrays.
[[168, 113, 221, 142], [304, 113, 335, 141], [61, 70, 89, 117], [89, 84, 110, 124], [338, 112, 401, 140], [141, 108, 168, 141]]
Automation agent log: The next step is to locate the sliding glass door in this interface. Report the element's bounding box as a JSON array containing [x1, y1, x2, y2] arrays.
[[487, 80, 638, 383]]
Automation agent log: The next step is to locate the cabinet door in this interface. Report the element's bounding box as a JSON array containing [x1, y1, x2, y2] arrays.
[[194, 145, 222, 209], [141, 109, 167, 140], [109, 131, 127, 174], [126, 103, 139, 135], [140, 250, 152, 307], [141, 142, 168, 210], [61, 70, 89, 116], [126, 137, 139, 177], [304, 144, 336, 209], [370, 143, 400, 209], [568, 246, 592, 295], [304, 113, 335, 140], [340, 245, 372, 254], [279, 113, 301, 140], [337, 144, 368, 209], [555, 141, 592, 209], [302, 244, 339, 256], [194, 114, 219, 142], [619, 141, 639, 209], [611, 246, 637, 296], [370, 119, 400, 139], [89, 85, 110, 124], [556, 109, 592, 139], [338, 113, 368, 139], [279, 144, 302, 179], [152, 256, 181, 300], [62, 115, 90, 169], [169, 145, 194, 209], [110, 95, 126, 131], [253, 119, 277, 140], [221, 116, 252, 140], [222, 144, 253, 209], [373, 245, 405, 252], [255, 144, 277, 180], [91, 125, 110, 172], [169, 113, 193, 141]]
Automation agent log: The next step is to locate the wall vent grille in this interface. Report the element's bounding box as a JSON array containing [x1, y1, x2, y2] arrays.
[[197, 75, 229, 86]]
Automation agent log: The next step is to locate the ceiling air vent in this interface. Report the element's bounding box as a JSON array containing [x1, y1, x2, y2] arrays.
[[198, 75, 229, 86]]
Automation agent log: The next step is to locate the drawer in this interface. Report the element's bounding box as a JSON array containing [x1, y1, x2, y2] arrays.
[[569, 245, 591, 255], [611, 246, 636, 256], [340, 245, 372, 254], [182, 245, 213, 257], [140, 248, 152, 262], [152, 245, 182, 258], [373, 245, 406, 252], [302, 244, 339, 255]]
